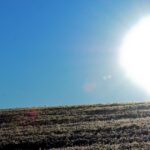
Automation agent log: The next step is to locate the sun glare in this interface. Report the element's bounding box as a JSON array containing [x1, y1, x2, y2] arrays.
[[119, 16, 150, 93]]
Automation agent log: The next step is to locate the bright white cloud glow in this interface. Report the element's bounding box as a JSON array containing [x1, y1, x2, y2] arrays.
[[119, 16, 150, 93]]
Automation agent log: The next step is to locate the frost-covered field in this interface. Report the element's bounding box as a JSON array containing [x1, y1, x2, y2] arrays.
[[1, 103, 150, 149]]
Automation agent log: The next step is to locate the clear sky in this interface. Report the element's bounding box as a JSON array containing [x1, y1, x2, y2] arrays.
[[1, 0, 150, 108]]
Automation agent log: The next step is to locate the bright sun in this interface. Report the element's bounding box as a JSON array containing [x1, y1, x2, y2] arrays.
[[119, 16, 150, 93]]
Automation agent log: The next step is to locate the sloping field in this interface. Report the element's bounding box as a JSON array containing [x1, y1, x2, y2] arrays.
[[1, 103, 150, 149]]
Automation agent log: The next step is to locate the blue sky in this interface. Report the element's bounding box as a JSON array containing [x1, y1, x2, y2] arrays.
[[1, 0, 150, 108]]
